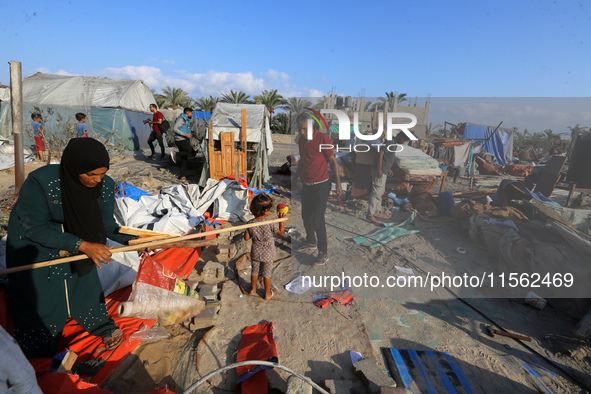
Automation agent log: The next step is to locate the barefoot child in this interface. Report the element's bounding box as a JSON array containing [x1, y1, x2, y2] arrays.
[[31, 113, 46, 161], [244, 193, 286, 300]]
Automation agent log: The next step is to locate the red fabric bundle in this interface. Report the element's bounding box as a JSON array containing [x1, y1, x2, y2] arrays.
[[235, 322, 278, 394]]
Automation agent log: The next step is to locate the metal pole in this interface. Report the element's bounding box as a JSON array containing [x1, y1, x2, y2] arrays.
[[10, 61, 25, 200]]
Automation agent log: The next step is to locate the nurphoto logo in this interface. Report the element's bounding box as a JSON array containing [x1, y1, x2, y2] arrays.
[[303, 109, 418, 152]]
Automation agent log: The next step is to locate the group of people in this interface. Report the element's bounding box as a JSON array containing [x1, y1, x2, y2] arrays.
[[4, 109, 408, 367], [146, 104, 196, 181], [31, 112, 89, 162], [291, 113, 410, 264]]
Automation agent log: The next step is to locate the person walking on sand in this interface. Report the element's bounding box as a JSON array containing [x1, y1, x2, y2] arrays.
[[293, 113, 341, 266], [170, 107, 196, 181], [244, 193, 286, 300], [146, 103, 165, 160]]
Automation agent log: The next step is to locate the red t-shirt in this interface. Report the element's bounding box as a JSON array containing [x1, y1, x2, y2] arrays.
[[298, 130, 334, 184], [152, 111, 164, 133]]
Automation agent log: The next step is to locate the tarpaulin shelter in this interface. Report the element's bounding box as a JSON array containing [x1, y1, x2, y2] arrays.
[[198, 103, 273, 188], [457, 123, 514, 166], [0, 73, 155, 151]]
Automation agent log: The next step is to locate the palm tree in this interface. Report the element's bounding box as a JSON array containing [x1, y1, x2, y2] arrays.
[[567, 124, 589, 142], [221, 90, 252, 104], [150, 89, 168, 109], [376, 91, 407, 111], [195, 96, 219, 113], [425, 123, 443, 140], [542, 129, 561, 142], [281, 97, 313, 116], [254, 89, 286, 118], [271, 112, 290, 134], [363, 100, 373, 112], [161, 86, 192, 109], [312, 95, 331, 110]]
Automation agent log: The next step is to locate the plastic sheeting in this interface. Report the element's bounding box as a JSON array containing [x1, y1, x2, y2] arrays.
[[459, 123, 514, 166], [22, 73, 154, 111], [210, 103, 272, 149], [206, 103, 274, 185], [395, 145, 442, 175], [0, 87, 9, 101], [0, 73, 154, 149], [114, 181, 251, 235], [0, 104, 151, 151], [114, 188, 202, 234], [96, 239, 141, 296]]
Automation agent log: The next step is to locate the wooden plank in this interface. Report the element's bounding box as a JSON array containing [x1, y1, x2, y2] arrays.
[[208, 118, 215, 179], [240, 108, 247, 183], [119, 226, 180, 237], [128, 234, 176, 245], [535, 156, 567, 197], [0, 218, 287, 275]]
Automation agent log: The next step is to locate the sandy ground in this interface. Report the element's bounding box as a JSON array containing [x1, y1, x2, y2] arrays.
[[1, 134, 590, 393]]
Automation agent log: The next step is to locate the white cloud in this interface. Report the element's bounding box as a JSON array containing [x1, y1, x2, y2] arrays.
[[162, 59, 176, 65], [33, 65, 325, 100]]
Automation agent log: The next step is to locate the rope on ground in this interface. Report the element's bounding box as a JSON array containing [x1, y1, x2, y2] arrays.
[[325, 216, 591, 392], [182, 360, 329, 394]]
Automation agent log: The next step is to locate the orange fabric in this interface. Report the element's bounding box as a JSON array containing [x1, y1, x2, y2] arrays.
[[27, 286, 156, 388], [37, 373, 112, 393], [235, 322, 278, 394], [150, 247, 202, 280]]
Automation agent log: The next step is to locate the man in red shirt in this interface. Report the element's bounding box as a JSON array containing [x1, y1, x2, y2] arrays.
[[294, 114, 342, 265], [147, 103, 165, 160]]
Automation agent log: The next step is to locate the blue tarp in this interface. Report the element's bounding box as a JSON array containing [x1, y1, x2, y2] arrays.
[[194, 111, 211, 120], [117, 182, 150, 200], [493, 179, 561, 207], [459, 123, 514, 166]]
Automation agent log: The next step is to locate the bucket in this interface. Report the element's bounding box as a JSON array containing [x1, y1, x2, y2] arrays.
[[439, 191, 454, 217]]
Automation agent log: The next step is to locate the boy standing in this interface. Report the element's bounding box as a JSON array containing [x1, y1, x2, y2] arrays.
[[75, 113, 88, 137], [31, 114, 46, 161]]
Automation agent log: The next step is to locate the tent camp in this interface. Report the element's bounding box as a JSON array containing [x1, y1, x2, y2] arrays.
[[457, 122, 514, 166], [198, 103, 273, 188], [0, 73, 156, 151]]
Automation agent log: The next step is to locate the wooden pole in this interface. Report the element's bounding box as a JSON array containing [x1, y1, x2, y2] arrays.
[[0, 217, 288, 275], [10, 61, 24, 199]]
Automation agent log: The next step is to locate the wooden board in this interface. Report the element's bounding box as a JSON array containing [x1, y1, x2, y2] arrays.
[[536, 156, 567, 197], [208, 109, 248, 182]]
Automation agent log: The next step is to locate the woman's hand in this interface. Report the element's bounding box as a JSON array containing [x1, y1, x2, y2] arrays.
[[277, 211, 287, 218], [78, 241, 113, 269]]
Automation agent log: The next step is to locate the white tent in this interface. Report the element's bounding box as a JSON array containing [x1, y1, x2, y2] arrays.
[[199, 103, 274, 187], [0, 73, 156, 150]]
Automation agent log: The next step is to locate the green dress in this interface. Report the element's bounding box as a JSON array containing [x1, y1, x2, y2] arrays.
[[6, 165, 135, 358]]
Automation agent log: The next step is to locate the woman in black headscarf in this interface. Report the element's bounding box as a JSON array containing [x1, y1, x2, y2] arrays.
[[6, 138, 136, 358]]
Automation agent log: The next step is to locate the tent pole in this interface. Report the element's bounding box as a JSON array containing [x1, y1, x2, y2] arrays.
[[10, 61, 24, 200]]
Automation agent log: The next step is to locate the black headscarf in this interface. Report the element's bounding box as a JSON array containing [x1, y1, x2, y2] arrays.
[[59, 138, 110, 276]]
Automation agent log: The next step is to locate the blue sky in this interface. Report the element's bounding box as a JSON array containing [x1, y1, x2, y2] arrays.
[[2, 0, 591, 132]]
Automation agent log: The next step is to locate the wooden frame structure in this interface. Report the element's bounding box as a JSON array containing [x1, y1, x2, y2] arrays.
[[208, 108, 248, 183]]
